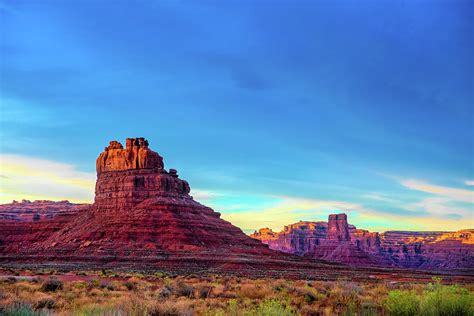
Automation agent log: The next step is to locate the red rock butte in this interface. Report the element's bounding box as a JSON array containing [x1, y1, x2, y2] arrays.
[[94, 138, 190, 211]]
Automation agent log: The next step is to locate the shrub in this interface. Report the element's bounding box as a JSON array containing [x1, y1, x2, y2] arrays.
[[252, 299, 295, 315], [0, 301, 35, 316], [174, 282, 194, 298], [238, 284, 271, 299], [124, 280, 138, 291], [386, 290, 420, 316], [303, 285, 325, 303], [154, 271, 168, 279], [148, 300, 193, 316], [158, 285, 172, 299], [35, 298, 56, 309], [41, 278, 63, 292], [197, 285, 212, 299], [420, 282, 473, 316], [84, 279, 99, 290], [386, 278, 474, 316], [1, 276, 17, 284]]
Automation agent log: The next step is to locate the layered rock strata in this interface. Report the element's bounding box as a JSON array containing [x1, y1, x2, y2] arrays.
[[251, 214, 474, 270]]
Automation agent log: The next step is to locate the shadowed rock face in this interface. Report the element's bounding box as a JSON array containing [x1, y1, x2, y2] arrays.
[[251, 214, 474, 270]]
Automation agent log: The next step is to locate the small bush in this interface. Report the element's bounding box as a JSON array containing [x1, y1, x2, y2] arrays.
[[386, 278, 474, 316], [0, 301, 35, 316], [41, 278, 63, 292], [158, 285, 172, 299], [386, 290, 420, 316], [239, 284, 271, 299], [124, 280, 138, 291], [87, 278, 100, 289], [148, 300, 193, 316], [174, 282, 194, 298], [3, 276, 17, 284], [252, 299, 295, 315], [198, 286, 212, 299], [420, 281, 473, 316], [35, 298, 56, 309]]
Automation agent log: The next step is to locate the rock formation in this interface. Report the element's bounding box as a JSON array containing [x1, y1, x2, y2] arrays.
[[327, 214, 350, 241], [251, 221, 328, 256], [0, 201, 89, 255], [251, 214, 474, 270], [0, 200, 87, 222], [94, 138, 189, 212], [96, 138, 163, 173]]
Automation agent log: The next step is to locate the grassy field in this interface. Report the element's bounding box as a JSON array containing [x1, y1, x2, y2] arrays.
[[0, 270, 472, 315]]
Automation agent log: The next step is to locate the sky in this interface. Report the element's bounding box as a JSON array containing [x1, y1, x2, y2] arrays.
[[0, 0, 473, 233]]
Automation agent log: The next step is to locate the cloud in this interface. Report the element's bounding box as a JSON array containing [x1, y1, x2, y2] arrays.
[[190, 189, 223, 202], [215, 192, 474, 233], [400, 179, 474, 203], [404, 197, 472, 218], [0, 154, 95, 203], [465, 180, 474, 186], [221, 196, 359, 232], [397, 178, 473, 225], [362, 192, 399, 203]]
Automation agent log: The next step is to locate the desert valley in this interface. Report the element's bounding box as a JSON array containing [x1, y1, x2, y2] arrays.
[[0, 138, 472, 315]]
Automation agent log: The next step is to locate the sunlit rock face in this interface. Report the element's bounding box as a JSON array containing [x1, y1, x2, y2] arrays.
[[94, 138, 189, 212], [250, 221, 327, 256], [251, 214, 474, 270]]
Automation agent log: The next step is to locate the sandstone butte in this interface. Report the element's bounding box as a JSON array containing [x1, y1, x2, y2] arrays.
[[0, 138, 473, 281], [250, 214, 474, 270]]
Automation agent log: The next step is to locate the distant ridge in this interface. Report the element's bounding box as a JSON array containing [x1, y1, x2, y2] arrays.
[[251, 214, 474, 270]]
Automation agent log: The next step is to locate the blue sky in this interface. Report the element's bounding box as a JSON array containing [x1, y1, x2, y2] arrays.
[[1, 0, 473, 232]]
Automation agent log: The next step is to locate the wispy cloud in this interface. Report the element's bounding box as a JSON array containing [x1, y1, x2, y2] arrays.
[[191, 189, 223, 202], [465, 180, 474, 186], [218, 193, 474, 233], [396, 178, 473, 226], [0, 154, 95, 203], [404, 197, 472, 218], [400, 179, 473, 203], [362, 192, 399, 203]]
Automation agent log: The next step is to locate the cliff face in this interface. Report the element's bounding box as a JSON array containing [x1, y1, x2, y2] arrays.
[[327, 214, 350, 241], [251, 221, 327, 256], [251, 214, 474, 270], [0, 200, 87, 222], [0, 201, 89, 254]]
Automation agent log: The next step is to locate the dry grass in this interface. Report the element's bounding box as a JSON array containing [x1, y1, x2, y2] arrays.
[[0, 272, 472, 315]]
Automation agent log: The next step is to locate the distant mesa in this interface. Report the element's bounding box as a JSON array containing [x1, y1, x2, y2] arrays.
[[251, 213, 474, 270]]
